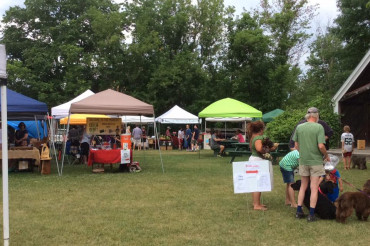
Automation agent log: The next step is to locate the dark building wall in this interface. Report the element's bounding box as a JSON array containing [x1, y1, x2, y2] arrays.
[[340, 89, 370, 145]]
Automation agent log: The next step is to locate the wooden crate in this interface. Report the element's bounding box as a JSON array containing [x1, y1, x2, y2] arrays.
[[357, 140, 366, 150], [18, 160, 29, 170]]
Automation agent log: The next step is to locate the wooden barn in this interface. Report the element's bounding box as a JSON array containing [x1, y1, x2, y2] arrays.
[[333, 49, 370, 146]]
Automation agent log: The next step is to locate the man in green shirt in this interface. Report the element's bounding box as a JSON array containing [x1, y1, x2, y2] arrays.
[[292, 107, 330, 222]]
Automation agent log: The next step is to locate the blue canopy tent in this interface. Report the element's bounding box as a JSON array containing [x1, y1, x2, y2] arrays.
[[0, 89, 48, 120], [8, 121, 47, 139]]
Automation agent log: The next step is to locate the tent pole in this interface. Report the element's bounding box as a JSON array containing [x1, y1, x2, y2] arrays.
[[153, 114, 164, 173], [48, 113, 60, 176], [224, 122, 226, 139], [60, 112, 71, 176], [244, 120, 247, 142], [198, 119, 201, 159], [1, 83, 10, 246], [140, 115, 146, 164], [34, 115, 41, 140]]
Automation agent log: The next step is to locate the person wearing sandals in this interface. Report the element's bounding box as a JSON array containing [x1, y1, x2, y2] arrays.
[[248, 121, 278, 211]]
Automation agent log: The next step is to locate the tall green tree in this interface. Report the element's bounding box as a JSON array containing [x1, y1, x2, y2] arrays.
[[125, 0, 226, 114], [259, 0, 315, 110], [226, 13, 271, 111], [1, 0, 126, 106], [331, 0, 370, 66], [298, 0, 370, 104]]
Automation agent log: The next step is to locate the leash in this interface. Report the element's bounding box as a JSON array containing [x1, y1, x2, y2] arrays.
[[330, 172, 370, 198]]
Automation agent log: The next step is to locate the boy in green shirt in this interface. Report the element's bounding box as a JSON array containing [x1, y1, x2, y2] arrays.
[[279, 150, 300, 207]]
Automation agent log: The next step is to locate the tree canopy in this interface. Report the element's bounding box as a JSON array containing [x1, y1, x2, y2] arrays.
[[1, 0, 368, 117]]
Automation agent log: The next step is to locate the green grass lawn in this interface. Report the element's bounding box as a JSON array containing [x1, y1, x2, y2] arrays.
[[1, 150, 369, 245]]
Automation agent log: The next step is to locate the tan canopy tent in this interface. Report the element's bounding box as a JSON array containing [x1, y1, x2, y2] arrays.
[[70, 89, 154, 115], [60, 89, 163, 175]]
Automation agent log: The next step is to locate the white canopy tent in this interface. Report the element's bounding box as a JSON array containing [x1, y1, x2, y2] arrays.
[[51, 89, 94, 119], [155, 105, 199, 124], [49, 90, 95, 172], [121, 115, 154, 124]]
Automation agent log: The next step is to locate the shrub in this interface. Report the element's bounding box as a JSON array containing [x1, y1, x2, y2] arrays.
[[265, 105, 341, 148]]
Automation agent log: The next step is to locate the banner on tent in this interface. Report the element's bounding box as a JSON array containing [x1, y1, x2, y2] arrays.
[[232, 160, 271, 193], [86, 118, 122, 135]]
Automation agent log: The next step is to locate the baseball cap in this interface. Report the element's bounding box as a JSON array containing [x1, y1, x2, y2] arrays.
[[307, 107, 319, 114]]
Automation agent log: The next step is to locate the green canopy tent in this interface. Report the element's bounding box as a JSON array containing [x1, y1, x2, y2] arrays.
[[262, 109, 284, 123], [198, 98, 262, 118], [198, 98, 262, 151]]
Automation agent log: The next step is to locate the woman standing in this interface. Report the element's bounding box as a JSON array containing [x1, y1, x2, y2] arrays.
[[248, 121, 277, 211], [80, 127, 92, 165]]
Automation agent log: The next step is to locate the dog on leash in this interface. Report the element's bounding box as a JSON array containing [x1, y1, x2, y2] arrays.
[[335, 179, 370, 223], [291, 180, 337, 219]]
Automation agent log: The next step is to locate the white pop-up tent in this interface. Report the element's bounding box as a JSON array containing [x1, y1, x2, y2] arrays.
[[51, 89, 94, 119], [155, 105, 199, 124], [121, 115, 154, 124]]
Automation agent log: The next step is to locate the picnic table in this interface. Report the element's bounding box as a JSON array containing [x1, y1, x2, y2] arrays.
[[228, 142, 251, 163], [227, 142, 291, 164], [212, 139, 238, 156]]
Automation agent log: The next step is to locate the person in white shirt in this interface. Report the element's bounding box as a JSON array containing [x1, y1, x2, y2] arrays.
[[178, 128, 184, 150], [341, 125, 355, 170]]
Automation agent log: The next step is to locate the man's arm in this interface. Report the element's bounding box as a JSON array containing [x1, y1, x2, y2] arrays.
[[294, 142, 299, 151], [318, 143, 330, 162]]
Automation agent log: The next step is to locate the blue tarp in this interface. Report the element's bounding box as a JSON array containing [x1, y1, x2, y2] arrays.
[[8, 120, 48, 139], [0, 88, 48, 120]]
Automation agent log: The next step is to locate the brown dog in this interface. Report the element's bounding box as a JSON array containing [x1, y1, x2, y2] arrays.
[[335, 180, 370, 223]]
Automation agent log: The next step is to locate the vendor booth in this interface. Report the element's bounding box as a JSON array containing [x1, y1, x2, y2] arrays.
[[0, 89, 49, 171], [60, 89, 163, 175], [155, 105, 199, 124], [198, 98, 262, 150], [155, 105, 200, 150]]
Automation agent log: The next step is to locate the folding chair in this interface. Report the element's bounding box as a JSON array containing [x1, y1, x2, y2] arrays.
[[66, 141, 81, 165]]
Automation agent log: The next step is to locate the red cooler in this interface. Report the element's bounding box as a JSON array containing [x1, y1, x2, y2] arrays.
[[121, 134, 131, 150]]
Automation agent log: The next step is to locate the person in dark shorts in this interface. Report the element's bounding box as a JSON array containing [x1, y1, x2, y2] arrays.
[[80, 127, 92, 165], [279, 150, 300, 207], [210, 129, 225, 157]]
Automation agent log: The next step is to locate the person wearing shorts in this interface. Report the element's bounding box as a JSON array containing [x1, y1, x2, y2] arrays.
[[341, 125, 354, 170], [132, 125, 142, 151], [292, 107, 330, 222], [80, 128, 92, 165], [209, 129, 225, 157], [279, 150, 300, 207]]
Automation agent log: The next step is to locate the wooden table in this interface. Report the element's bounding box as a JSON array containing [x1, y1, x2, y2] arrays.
[[0, 147, 41, 171], [0, 147, 41, 165]]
